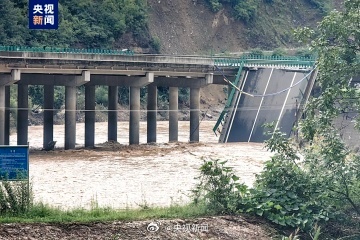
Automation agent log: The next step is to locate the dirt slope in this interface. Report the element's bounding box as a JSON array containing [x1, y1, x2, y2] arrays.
[[0, 216, 277, 240], [147, 0, 248, 55], [147, 0, 324, 55]]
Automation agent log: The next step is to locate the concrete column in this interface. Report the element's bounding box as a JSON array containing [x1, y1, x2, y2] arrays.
[[85, 85, 95, 147], [5, 86, 10, 145], [43, 85, 54, 149], [108, 86, 118, 141], [190, 87, 200, 142], [147, 85, 157, 143], [17, 84, 28, 145], [169, 87, 178, 142], [129, 87, 140, 145], [0, 85, 5, 145], [65, 86, 76, 150]]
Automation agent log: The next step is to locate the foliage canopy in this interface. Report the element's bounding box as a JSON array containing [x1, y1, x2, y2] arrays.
[[0, 0, 149, 48]]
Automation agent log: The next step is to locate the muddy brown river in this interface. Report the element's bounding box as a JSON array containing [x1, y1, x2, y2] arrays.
[[9, 121, 272, 210]]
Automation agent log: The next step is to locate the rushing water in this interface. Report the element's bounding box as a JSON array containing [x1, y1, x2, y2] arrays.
[[10, 121, 272, 210]]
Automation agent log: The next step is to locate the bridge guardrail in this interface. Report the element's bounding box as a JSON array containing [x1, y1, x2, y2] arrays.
[[213, 63, 245, 135], [0, 45, 135, 55], [214, 55, 316, 68]]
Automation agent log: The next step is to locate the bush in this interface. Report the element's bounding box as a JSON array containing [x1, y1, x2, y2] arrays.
[[249, 48, 264, 56], [272, 48, 287, 57], [150, 36, 161, 53], [178, 87, 189, 105], [233, 0, 258, 23], [207, 0, 222, 12], [295, 48, 313, 58], [95, 86, 108, 107], [0, 177, 32, 216], [192, 158, 248, 214]]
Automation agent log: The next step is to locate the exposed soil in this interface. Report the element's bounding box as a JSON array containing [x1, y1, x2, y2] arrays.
[[146, 0, 325, 55], [0, 216, 277, 240]]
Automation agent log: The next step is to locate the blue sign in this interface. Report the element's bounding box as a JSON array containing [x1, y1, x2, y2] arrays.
[[0, 146, 29, 180], [29, 0, 58, 29]]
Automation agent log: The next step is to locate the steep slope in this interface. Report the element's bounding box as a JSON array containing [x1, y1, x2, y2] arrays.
[[147, 0, 325, 55]]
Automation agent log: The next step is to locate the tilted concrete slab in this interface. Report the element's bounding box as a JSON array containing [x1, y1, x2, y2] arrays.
[[220, 67, 316, 143]]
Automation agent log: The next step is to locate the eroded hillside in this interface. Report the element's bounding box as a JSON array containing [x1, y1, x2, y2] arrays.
[[147, 0, 333, 55]]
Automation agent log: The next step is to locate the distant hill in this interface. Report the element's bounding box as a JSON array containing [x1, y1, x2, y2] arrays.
[[0, 0, 342, 54]]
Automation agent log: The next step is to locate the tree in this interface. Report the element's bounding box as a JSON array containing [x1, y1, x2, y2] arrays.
[[295, 0, 359, 138], [294, 0, 360, 214], [246, 0, 360, 229]]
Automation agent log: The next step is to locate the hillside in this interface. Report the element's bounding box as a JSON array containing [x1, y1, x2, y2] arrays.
[[146, 0, 330, 55]]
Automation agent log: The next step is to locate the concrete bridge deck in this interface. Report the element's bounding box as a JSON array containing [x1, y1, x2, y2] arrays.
[[0, 48, 316, 149]]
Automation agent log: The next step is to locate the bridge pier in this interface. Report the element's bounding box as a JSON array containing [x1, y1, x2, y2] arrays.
[[0, 85, 5, 145], [43, 85, 54, 149], [5, 86, 10, 145], [17, 84, 28, 145], [190, 87, 200, 142], [85, 85, 95, 148], [65, 86, 77, 150], [108, 86, 118, 142], [129, 87, 140, 145], [147, 84, 157, 143], [169, 87, 178, 142]]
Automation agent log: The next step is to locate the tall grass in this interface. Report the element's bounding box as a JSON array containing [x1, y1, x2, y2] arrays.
[[0, 176, 209, 223], [0, 179, 31, 215], [0, 202, 208, 223]]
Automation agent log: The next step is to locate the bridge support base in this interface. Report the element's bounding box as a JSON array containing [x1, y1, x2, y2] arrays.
[[65, 86, 76, 150], [108, 86, 118, 142], [190, 87, 200, 142], [17, 84, 28, 145], [85, 85, 95, 147], [169, 87, 178, 142], [130, 87, 140, 145], [147, 85, 157, 143], [43, 85, 54, 149]]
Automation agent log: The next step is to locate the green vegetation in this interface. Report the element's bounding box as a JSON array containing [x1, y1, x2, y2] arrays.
[[0, 174, 207, 223], [0, 0, 151, 50], [192, 1, 360, 238], [0, 179, 31, 215], [0, 202, 208, 224], [205, 0, 259, 23], [205, 0, 332, 24]]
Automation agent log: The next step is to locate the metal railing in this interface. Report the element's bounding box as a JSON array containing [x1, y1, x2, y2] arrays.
[[0, 45, 135, 55], [214, 55, 316, 68], [213, 63, 245, 135]]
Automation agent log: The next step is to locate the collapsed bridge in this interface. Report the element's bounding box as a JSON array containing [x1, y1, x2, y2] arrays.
[[0, 46, 316, 148], [213, 59, 317, 142]]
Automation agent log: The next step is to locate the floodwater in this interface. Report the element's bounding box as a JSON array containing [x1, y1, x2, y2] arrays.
[[9, 121, 273, 210]]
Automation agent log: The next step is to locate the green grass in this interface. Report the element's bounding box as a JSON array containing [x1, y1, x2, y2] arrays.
[[0, 202, 209, 224]]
